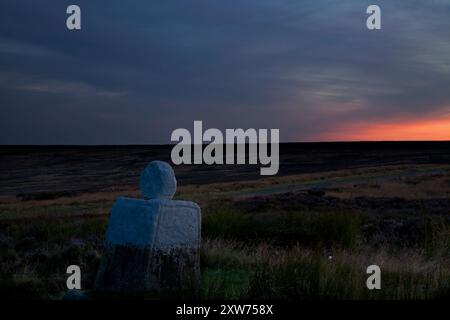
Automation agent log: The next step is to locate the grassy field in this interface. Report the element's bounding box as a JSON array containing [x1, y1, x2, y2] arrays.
[[1, 164, 450, 299]]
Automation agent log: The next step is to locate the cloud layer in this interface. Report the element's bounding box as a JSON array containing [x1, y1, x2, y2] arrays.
[[1, 0, 450, 143]]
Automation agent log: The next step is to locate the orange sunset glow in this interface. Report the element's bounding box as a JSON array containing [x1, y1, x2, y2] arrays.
[[319, 116, 450, 142]]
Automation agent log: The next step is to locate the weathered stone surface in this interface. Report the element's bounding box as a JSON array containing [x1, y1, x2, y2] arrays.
[[94, 161, 201, 294], [95, 246, 199, 293], [140, 160, 177, 200], [104, 198, 200, 247]]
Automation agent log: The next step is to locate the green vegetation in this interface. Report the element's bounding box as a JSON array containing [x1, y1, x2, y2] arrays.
[[2, 194, 450, 300]]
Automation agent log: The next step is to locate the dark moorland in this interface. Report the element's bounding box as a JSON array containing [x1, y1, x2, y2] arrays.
[[1, 142, 450, 196], [1, 142, 450, 299]]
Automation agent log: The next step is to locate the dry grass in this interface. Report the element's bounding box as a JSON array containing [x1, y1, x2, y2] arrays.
[[200, 240, 450, 300], [328, 172, 450, 199], [2, 164, 450, 299]]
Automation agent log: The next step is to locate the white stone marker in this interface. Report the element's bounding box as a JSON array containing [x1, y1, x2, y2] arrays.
[[95, 161, 201, 294]]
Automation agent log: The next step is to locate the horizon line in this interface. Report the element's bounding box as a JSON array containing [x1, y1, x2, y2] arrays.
[[1, 140, 450, 147]]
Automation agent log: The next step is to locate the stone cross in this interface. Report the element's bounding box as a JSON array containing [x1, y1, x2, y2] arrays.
[[94, 161, 201, 294]]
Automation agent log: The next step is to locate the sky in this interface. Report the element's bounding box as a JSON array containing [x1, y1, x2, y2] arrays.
[[1, 0, 450, 144]]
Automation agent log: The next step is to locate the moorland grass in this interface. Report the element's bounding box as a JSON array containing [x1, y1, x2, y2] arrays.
[[1, 192, 450, 299]]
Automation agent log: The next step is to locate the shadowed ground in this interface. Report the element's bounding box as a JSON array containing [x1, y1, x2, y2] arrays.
[[1, 142, 450, 299], [1, 142, 450, 196]]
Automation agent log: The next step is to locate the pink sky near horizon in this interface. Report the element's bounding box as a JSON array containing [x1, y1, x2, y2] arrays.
[[314, 115, 450, 142]]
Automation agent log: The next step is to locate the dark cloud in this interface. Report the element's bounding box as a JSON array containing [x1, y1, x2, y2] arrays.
[[1, 0, 450, 143]]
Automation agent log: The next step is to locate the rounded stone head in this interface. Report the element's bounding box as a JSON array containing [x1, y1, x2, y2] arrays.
[[140, 161, 177, 200]]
